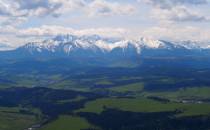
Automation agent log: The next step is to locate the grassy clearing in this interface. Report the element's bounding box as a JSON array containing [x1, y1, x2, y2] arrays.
[[118, 76, 143, 81], [0, 107, 39, 130], [56, 96, 85, 104], [77, 97, 210, 117], [16, 79, 38, 87], [144, 87, 210, 100], [108, 82, 144, 93], [95, 80, 113, 86], [49, 74, 62, 81], [158, 78, 176, 84], [40, 115, 97, 130], [50, 80, 91, 91], [51, 80, 77, 88], [0, 84, 12, 89]]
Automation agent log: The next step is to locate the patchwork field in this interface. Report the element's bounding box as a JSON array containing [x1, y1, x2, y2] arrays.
[[77, 97, 210, 117], [41, 115, 97, 130], [0, 107, 40, 130], [0, 65, 210, 130]]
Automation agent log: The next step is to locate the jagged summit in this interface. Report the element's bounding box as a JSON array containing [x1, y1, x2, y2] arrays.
[[0, 33, 206, 62], [0, 34, 209, 66], [19, 34, 210, 55], [20, 34, 140, 54], [23, 35, 138, 53]]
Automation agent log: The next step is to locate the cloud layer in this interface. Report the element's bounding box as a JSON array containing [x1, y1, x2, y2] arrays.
[[141, 0, 208, 8], [0, 25, 128, 46], [141, 0, 210, 22], [152, 6, 210, 22], [0, 0, 136, 26], [0, 0, 210, 46], [87, 0, 135, 16]]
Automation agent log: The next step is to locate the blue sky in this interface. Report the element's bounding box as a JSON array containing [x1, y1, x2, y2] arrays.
[[0, 0, 210, 46]]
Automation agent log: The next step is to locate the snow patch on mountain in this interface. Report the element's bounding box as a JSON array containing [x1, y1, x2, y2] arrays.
[[140, 37, 166, 49]]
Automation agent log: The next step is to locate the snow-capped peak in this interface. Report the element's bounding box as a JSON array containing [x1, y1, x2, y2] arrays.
[[21, 34, 142, 54], [140, 37, 165, 49], [19, 34, 210, 55]]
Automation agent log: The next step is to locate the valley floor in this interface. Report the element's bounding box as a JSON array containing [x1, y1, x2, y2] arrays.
[[0, 64, 210, 130]]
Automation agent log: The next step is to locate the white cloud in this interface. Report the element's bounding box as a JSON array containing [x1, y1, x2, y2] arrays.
[[140, 0, 210, 22], [141, 25, 210, 41], [86, 0, 135, 16], [0, 25, 128, 46], [152, 6, 210, 22], [17, 25, 127, 37], [140, 0, 208, 9], [0, 0, 210, 45], [0, 0, 135, 45], [0, 0, 136, 26], [1, 24, 210, 47]]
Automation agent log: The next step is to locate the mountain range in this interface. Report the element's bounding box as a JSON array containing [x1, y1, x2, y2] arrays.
[[17, 34, 210, 54], [0, 34, 210, 67]]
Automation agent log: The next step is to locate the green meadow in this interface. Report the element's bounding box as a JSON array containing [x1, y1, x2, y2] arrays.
[[41, 115, 97, 130], [108, 82, 144, 93], [144, 87, 210, 100], [0, 107, 39, 130], [77, 97, 210, 117]]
